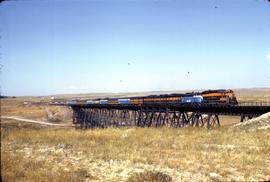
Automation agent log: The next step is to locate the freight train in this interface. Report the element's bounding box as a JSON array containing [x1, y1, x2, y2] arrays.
[[70, 89, 238, 106]]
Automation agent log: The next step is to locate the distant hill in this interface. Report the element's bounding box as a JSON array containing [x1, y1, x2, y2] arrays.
[[0, 96, 16, 99]]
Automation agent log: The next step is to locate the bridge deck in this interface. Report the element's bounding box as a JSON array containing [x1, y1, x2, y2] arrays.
[[65, 103, 270, 116]]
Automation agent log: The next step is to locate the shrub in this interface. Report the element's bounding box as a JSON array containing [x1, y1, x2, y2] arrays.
[[127, 170, 172, 182]]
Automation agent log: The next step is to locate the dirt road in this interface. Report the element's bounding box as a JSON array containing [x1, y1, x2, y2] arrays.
[[0, 116, 73, 127]]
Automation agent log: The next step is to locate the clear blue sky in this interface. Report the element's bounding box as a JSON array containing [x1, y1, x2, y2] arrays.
[[0, 0, 270, 96]]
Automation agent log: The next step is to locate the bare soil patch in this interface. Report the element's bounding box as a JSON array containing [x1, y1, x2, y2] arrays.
[[231, 112, 270, 132]]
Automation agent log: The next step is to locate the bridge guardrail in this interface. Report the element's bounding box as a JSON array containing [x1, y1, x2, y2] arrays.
[[237, 102, 270, 106]]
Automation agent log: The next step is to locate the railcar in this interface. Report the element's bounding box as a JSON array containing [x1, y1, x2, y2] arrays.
[[86, 100, 94, 104], [130, 97, 144, 105], [142, 94, 183, 104], [118, 98, 131, 104], [181, 95, 203, 104], [66, 100, 77, 105], [108, 99, 118, 105], [99, 100, 108, 104], [86, 100, 100, 104]]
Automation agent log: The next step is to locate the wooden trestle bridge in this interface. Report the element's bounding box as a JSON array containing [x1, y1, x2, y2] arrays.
[[54, 102, 270, 129]]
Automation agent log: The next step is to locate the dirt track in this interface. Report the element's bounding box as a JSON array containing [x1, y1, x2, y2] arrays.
[[0, 116, 73, 127]]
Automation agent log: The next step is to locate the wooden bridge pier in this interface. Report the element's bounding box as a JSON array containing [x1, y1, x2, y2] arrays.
[[71, 107, 224, 129], [65, 102, 270, 130]]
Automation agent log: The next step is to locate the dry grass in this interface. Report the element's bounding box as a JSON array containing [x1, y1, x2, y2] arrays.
[[1, 98, 47, 119], [235, 88, 270, 102], [1, 125, 270, 181]]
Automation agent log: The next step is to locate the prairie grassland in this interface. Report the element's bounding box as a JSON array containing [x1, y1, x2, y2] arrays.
[[235, 88, 270, 102], [1, 98, 48, 119], [1, 123, 270, 181]]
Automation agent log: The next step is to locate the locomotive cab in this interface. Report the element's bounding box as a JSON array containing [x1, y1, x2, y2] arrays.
[[225, 90, 238, 105]]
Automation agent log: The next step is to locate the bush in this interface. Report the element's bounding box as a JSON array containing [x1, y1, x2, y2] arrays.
[[127, 170, 172, 182]]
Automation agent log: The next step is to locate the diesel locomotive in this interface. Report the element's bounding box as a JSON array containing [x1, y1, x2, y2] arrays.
[[81, 89, 238, 106]]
